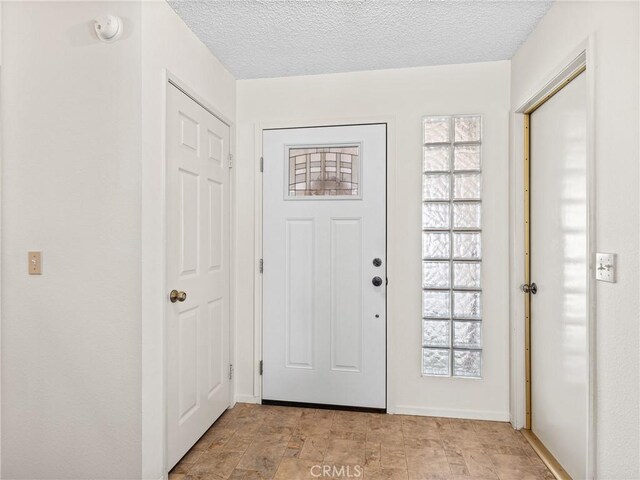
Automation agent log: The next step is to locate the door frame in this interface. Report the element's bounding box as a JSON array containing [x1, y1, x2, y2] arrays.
[[511, 45, 596, 479], [248, 117, 397, 409], [142, 70, 236, 479]]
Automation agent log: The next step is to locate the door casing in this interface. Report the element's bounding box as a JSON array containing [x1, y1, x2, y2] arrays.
[[514, 47, 596, 479]]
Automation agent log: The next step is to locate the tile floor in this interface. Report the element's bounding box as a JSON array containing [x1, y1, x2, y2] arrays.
[[169, 403, 553, 480]]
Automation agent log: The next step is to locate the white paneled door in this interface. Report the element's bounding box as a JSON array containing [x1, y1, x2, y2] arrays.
[[166, 84, 231, 469], [530, 71, 588, 479], [263, 124, 386, 409]]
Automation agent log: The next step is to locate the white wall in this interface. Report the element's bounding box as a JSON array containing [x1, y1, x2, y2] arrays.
[[1, 1, 236, 478], [1, 2, 142, 478], [235, 61, 512, 420], [509, 1, 640, 478], [140, 2, 236, 478]]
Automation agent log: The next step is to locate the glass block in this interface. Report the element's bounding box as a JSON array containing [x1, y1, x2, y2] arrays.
[[424, 117, 450, 144], [453, 203, 481, 230], [454, 116, 481, 143], [453, 173, 481, 200], [422, 261, 450, 289], [422, 290, 450, 318], [423, 348, 451, 376], [423, 174, 450, 200], [424, 146, 451, 172], [422, 203, 450, 230], [423, 320, 450, 347], [453, 291, 482, 319], [454, 145, 481, 171], [422, 232, 450, 259], [453, 349, 481, 377], [453, 262, 481, 289], [453, 321, 482, 349], [453, 232, 482, 259]]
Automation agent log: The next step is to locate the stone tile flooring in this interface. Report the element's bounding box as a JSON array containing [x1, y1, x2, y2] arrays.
[[169, 403, 553, 480]]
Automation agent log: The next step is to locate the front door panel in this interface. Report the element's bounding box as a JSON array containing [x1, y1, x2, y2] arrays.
[[263, 124, 386, 409]]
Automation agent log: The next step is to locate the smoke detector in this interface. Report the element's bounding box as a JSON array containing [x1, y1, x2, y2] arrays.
[[94, 15, 123, 43]]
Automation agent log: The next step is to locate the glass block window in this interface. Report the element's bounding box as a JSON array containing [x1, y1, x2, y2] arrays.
[[422, 115, 482, 378], [288, 146, 359, 197]]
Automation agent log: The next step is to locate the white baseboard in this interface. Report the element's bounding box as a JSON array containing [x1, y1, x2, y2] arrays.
[[231, 397, 508, 422], [235, 394, 261, 404], [393, 405, 510, 422]]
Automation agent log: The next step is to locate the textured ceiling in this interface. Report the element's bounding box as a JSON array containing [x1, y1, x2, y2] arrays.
[[168, 0, 554, 79]]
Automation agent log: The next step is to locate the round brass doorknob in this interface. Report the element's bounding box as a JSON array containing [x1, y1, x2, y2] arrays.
[[170, 290, 187, 303]]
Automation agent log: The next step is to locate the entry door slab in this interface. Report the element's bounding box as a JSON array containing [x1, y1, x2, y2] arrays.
[[262, 124, 386, 409]]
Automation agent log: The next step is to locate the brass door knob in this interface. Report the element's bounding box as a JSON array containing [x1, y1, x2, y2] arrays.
[[170, 290, 187, 303]]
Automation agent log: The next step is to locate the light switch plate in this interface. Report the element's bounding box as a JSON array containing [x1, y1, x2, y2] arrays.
[[595, 253, 615, 283], [28, 251, 42, 275]]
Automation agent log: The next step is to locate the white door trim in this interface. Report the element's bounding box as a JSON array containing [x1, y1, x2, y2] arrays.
[[141, 70, 236, 480], [509, 40, 596, 479], [245, 116, 397, 412]]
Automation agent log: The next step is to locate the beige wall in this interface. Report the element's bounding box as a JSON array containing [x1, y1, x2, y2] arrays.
[[235, 61, 512, 419], [510, 1, 640, 477], [1, 2, 142, 478], [0, 1, 236, 478]]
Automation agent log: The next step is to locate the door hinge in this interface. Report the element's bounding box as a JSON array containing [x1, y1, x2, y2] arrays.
[[259, 360, 263, 376], [260, 156, 264, 172], [259, 258, 264, 273], [228, 153, 233, 169], [229, 364, 234, 380]]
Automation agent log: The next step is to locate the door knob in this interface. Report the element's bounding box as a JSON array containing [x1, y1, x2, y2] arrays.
[[169, 290, 187, 303], [520, 283, 537, 295], [372, 276, 383, 287]]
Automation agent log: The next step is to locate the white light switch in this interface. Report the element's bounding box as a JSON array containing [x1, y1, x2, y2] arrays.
[[595, 253, 616, 283]]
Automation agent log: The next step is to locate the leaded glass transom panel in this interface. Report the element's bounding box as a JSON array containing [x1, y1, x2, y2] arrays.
[[288, 146, 359, 197]]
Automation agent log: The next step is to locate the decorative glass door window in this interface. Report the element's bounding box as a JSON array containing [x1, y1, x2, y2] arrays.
[[422, 115, 482, 377], [288, 146, 359, 197]]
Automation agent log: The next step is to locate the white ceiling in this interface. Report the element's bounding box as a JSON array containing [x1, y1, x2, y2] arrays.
[[168, 0, 554, 80]]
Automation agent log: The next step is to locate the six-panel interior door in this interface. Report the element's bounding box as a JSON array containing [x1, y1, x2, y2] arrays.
[[529, 71, 588, 479], [166, 84, 231, 469], [262, 124, 386, 409]]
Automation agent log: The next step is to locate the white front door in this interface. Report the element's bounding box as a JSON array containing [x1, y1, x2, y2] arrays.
[[262, 124, 386, 409], [530, 71, 588, 479], [166, 84, 231, 468]]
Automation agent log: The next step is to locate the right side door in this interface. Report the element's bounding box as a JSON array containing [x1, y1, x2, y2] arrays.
[[530, 71, 588, 480]]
